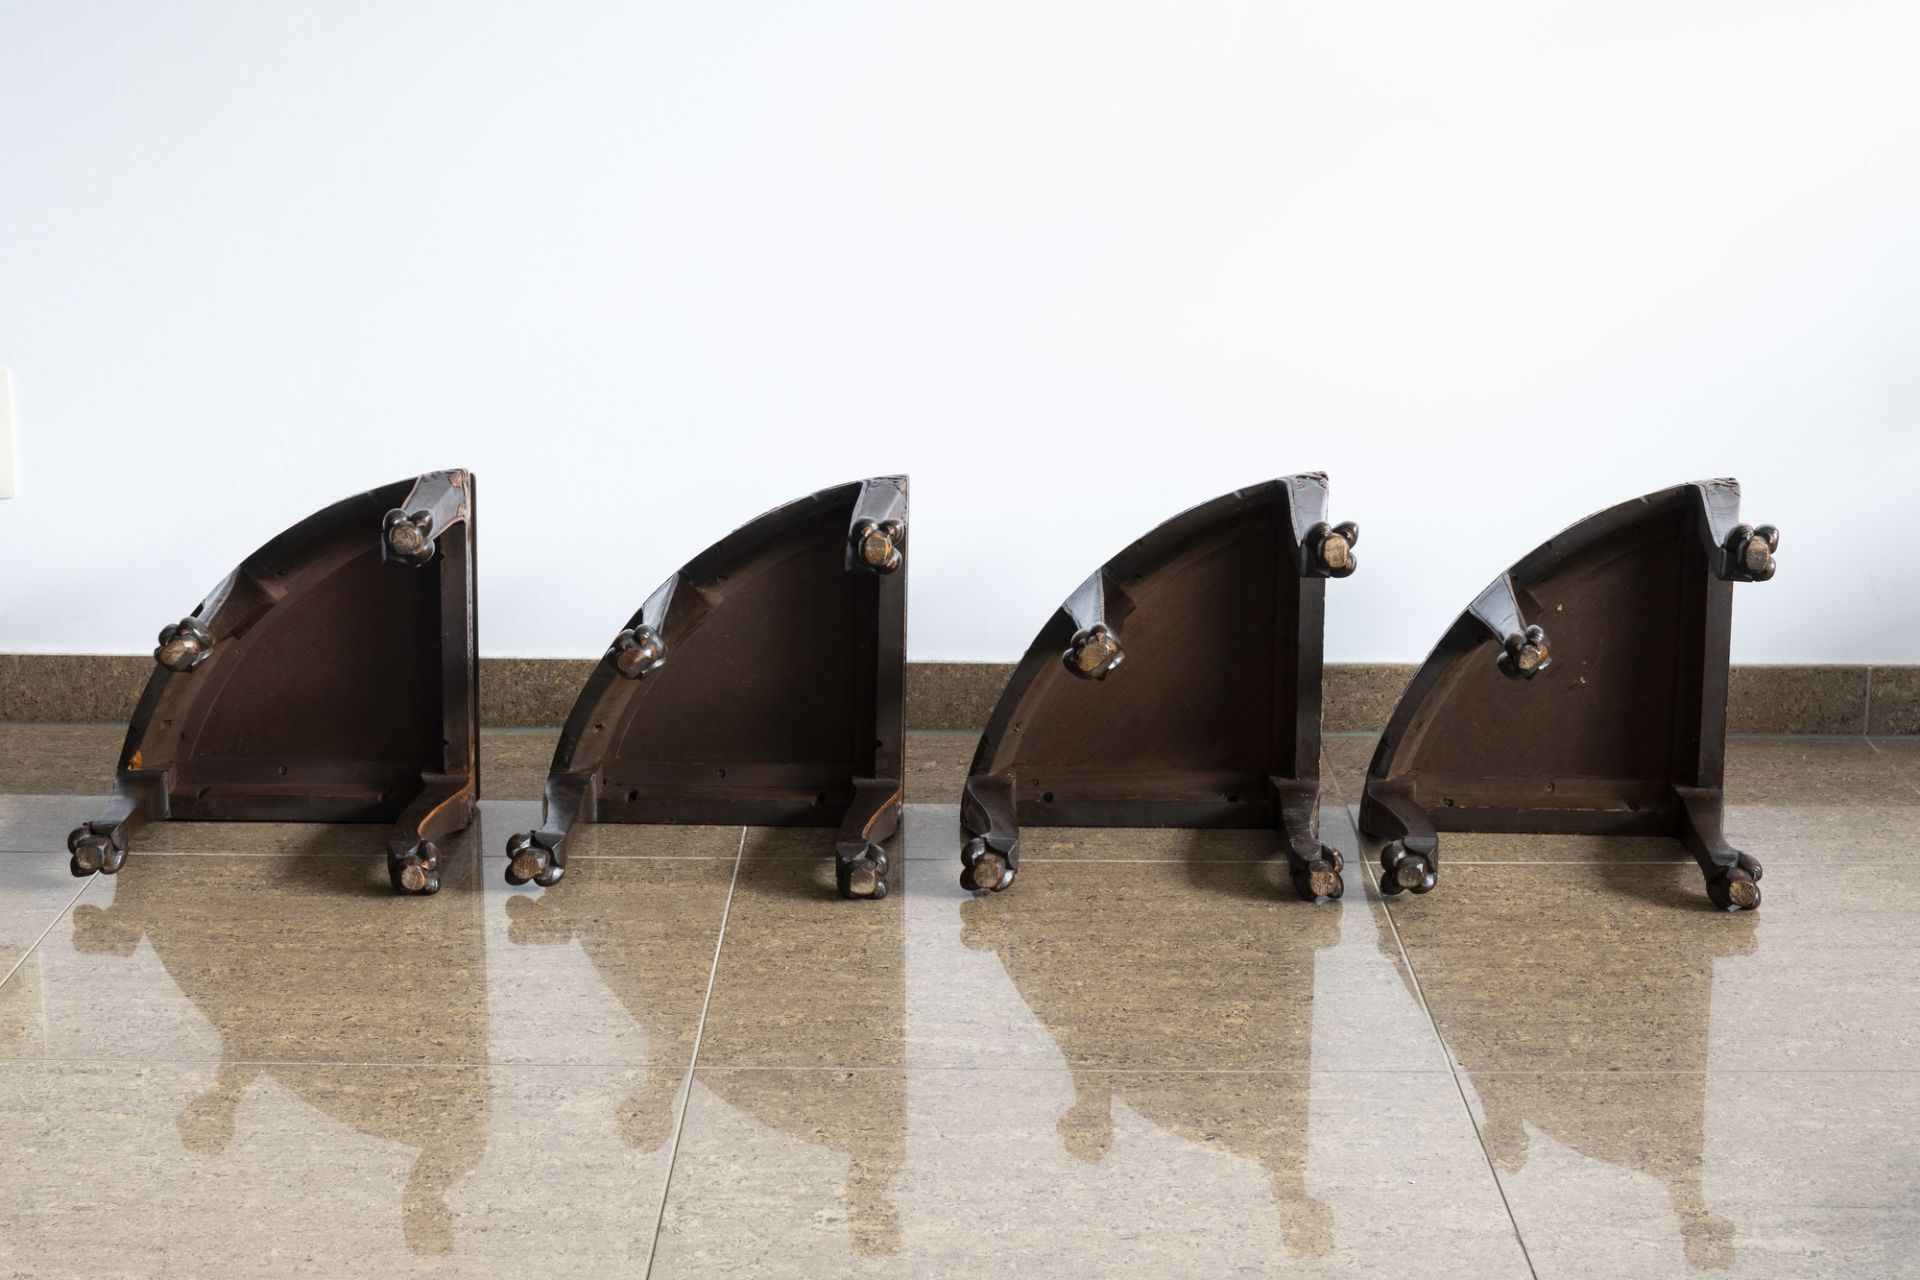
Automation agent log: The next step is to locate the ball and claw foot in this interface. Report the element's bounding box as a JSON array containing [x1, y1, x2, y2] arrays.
[[1310, 521, 1360, 578], [67, 828, 126, 876], [1378, 840, 1437, 896], [1291, 845, 1345, 901], [1727, 524, 1779, 582], [961, 838, 1016, 892], [1062, 624, 1124, 681], [383, 509, 437, 566], [838, 845, 891, 899], [155, 618, 215, 672], [505, 832, 566, 887], [852, 520, 905, 574], [391, 841, 442, 895], [1497, 625, 1551, 680], [1705, 852, 1763, 911], [610, 625, 668, 679]]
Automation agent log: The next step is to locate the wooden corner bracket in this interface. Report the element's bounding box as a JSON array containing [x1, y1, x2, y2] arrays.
[[504, 475, 907, 899], [958, 474, 1356, 902], [1358, 478, 1778, 910], [67, 470, 480, 895]]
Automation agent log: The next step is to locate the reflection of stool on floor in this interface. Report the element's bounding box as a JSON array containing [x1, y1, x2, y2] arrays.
[[1478, 1072, 1735, 1271], [506, 851, 907, 1255], [1441, 875, 1760, 1271], [69, 854, 490, 1254], [961, 858, 1348, 1258]]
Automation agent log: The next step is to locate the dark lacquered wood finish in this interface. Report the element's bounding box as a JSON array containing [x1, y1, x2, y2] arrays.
[[1359, 478, 1778, 910], [959, 475, 1356, 902], [506, 476, 907, 899], [66, 470, 480, 895]]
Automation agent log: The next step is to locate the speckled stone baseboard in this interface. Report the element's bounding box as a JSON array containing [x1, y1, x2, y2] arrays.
[[0, 654, 153, 725], [1, 654, 1912, 733]]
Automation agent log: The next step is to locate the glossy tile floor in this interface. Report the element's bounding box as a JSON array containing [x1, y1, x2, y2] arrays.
[[3, 726, 1918, 1278]]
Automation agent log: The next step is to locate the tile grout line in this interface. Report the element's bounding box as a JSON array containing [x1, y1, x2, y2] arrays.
[[2, 1057, 1913, 1074], [0, 872, 98, 993], [1863, 737, 1920, 802], [1366, 859, 1541, 1280], [642, 824, 747, 1278]]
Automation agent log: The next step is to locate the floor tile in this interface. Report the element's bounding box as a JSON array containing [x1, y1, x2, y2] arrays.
[[1, 792, 505, 861], [740, 822, 898, 861], [699, 823, 1445, 1072], [0, 794, 80, 855], [649, 1068, 1531, 1279], [896, 803, 960, 862], [0, 1060, 677, 1278], [885, 801, 1289, 865], [479, 798, 742, 859], [696, 854, 916, 1069], [9, 722, 1919, 1277], [0, 838, 733, 1067], [1388, 861, 1920, 1072], [896, 784, 1356, 867], [1468, 1070, 1920, 1279], [1, 794, 739, 864], [1868, 737, 1920, 793], [1722, 737, 1920, 862], [0, 850, 90, 951], [0, 852, 93, 1051], [1380, 827, 1696, 866]]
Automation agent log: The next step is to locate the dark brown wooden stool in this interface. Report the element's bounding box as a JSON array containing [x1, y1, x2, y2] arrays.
[[505, 476, 907, 899], [1359, 478, 1777, 910], [958, 475, 1356, 902], [67, 470, 479, 895]]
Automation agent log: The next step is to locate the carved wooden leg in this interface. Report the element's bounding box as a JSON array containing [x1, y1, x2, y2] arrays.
[[67, 773, 168, 877], [959, 772, 1019, 892], [387, 775, 475, 896], [1360, 781, 1439, 896], [505, 771, 594, 888], [835, 780, 902, 900], [1274, 778, 1343, 901], [1675, 784, 1761, 911]]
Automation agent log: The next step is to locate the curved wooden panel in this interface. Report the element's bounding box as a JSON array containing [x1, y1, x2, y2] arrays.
[[1358, 478, 1778, 910], [67, 470, 479, 895], [959, 474, 1357, 902], [507, 476, 907, 899]]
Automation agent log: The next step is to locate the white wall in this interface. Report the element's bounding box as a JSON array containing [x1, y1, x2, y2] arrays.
[[2, 1, 1914, 662]]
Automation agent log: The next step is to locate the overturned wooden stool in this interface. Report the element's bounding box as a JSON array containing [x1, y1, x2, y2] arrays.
[[1359, 478, 1778, 910], [67, 470, 479, 895], [959, 475, 1356, 902], [506, 476, 907, 899]]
